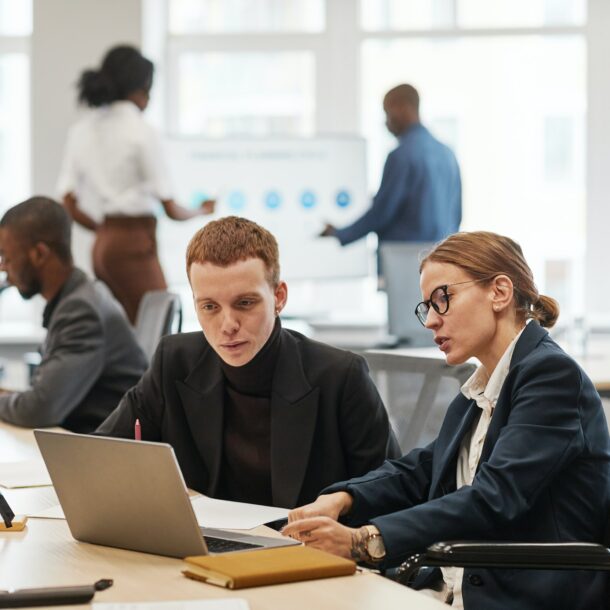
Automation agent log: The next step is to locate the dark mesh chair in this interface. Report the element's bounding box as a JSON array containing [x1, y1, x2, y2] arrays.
[[134, 290, 182, 363], [361, 350, 476, 453]]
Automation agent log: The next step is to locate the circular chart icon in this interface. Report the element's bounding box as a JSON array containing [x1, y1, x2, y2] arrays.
[[336, 190, 352, 208], [300, 190, 317, 209], [228, 191, 246, 211], [265, 191, 282, 210], [190, 190, 209, 209]]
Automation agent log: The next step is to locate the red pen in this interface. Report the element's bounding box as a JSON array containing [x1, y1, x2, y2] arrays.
[[134, 418, 141, 441]]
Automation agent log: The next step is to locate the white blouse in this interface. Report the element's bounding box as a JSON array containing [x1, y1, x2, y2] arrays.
[[57, 101, 172, 219], [441, 327, 525, 608]]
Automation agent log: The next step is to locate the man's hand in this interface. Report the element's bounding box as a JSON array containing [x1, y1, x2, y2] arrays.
[[319, 223, 337, 238], [287, 492, 353, 523]]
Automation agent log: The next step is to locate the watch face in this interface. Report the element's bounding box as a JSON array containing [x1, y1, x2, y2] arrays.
[[366, 535, 385, 560]]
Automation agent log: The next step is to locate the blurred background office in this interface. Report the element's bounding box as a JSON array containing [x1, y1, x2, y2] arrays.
[[0, 0, 609, 350]]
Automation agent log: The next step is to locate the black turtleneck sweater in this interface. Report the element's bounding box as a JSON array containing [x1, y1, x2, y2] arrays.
[[217, 318, 282, 505]]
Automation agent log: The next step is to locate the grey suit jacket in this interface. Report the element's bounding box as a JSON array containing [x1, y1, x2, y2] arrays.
[[0, 268, 147, 432], [97, 328, 400, 508]]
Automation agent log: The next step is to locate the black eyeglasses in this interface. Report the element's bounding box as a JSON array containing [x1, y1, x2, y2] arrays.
[[414, 276, 497, 326]]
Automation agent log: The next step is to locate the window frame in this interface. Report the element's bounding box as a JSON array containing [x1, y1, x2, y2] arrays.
[[0, 24, 31, 211]]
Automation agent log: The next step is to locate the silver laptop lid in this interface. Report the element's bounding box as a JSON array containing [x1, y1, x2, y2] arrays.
[[34, 430, 208, 558]]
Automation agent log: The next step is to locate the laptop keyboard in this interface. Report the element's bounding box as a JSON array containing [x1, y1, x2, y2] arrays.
[[203, 535, 263, 554]]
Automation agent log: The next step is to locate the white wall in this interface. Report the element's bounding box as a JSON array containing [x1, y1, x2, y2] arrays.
[[31, 0, 142, 274], [586, 0, 610, 320]]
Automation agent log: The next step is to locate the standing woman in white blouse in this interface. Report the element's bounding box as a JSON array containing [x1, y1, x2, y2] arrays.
[[58, 45, 214, 323]]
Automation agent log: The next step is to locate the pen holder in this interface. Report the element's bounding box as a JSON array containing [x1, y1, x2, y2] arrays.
[[0, 515, 27, 532]]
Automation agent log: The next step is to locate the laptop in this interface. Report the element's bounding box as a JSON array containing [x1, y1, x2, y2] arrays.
[[34, 430, 299, 558]]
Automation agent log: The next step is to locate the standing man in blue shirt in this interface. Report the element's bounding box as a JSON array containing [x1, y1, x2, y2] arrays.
[[321, 84, 461, 247]]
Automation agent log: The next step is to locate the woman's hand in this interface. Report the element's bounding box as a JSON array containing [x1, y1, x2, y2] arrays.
[[199, 199, 216, 215], [62, 192, 99, 231], [282, 517, 365, 560], [287, 492, 353, 523], [161, 198, 215, 221]]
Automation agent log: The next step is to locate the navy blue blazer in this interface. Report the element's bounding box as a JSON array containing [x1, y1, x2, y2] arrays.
[[325, 321, 610, 610]]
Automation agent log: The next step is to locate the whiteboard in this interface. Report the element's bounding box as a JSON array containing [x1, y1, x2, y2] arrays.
[[159, 136, 371, 283]]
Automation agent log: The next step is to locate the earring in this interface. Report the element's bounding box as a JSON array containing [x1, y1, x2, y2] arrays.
[[275, 308, 280, 316], [493, 305, 500, 312]]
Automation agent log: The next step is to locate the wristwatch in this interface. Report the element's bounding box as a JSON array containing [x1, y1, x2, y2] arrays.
[[363, 525, 386, 562]]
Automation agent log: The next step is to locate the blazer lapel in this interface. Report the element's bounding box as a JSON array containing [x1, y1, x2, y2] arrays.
[[176, 346, 225, 496], [430, 396, 479, 497], [270, 332, 319, 508], [478, 321, 549, 465]]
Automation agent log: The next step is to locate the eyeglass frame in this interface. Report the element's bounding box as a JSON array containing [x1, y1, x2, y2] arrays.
[[414, 275, 500, 326]]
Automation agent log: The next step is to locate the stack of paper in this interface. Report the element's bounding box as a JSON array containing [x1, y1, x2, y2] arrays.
[[0, 459, 52, 488], [29, 493, 289, 528], [190, 495, 289, 530]]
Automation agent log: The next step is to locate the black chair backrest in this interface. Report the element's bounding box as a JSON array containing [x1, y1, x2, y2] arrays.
[[134, 290, 182, 363]]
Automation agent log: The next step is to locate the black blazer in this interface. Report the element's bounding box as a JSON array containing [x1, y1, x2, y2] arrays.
[[326, 322, 610, 610], [97, 328, 399, 508]]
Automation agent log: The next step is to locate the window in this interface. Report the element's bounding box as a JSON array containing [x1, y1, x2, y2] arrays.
[[0, 0, 31, 212], [360, 0, 586, 310], [362, 0, 585, 29], [162, 0, 325, 138], [361, 0, 454, 30], [0, 0, 32, 320], [0, 0, 32, 35], [458, 0, 585, 28], [176, 51, 315, 137], [169, 0, 325, 33]]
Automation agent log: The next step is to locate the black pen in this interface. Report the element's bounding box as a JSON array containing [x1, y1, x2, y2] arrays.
[[0, 579, 113, 609], [0, 492, 14, 528]]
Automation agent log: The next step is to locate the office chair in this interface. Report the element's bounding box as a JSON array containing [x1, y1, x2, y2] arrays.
[[134, 290, 182, 363], [396, 539, 610, 586], [379, 242, 436, 347], [361, 350, 476, 452]]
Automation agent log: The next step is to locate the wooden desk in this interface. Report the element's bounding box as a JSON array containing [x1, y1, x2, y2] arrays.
[[0, 423, 446, 610]]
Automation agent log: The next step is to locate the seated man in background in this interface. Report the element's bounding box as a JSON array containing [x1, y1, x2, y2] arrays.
[[98, 216, 399, 508], [0, 196, 147, 432]]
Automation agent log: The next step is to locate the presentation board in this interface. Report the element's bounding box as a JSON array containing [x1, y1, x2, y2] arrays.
[[160, 136, 372, 283]]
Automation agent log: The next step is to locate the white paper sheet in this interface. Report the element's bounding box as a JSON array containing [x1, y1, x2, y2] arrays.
[[93, 600, 249, 610], [0, 458, 52, 488], [27, 494, 289, 528], [28, 502, 64, 519], [190, 495, 289, 530]]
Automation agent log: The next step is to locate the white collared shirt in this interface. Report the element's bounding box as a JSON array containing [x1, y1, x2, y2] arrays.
[[441, 327, 525, 608], [57, 101, 172, 219]]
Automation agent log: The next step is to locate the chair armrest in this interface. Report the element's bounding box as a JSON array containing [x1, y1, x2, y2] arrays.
[[427, 541, 610, 569], [396, 541, 610, 586]]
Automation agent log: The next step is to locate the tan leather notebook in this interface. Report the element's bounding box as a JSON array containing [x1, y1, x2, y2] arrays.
[[182, 545, 357, 589]]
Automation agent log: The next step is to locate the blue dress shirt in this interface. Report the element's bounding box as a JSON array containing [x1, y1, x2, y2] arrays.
[[335, 124, 462, 245]]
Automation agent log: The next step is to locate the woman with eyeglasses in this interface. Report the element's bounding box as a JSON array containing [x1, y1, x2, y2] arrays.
[[283, 231, 610, 610]]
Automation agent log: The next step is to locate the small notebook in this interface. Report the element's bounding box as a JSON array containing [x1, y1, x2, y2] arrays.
[[182, 545, 356, 589]]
